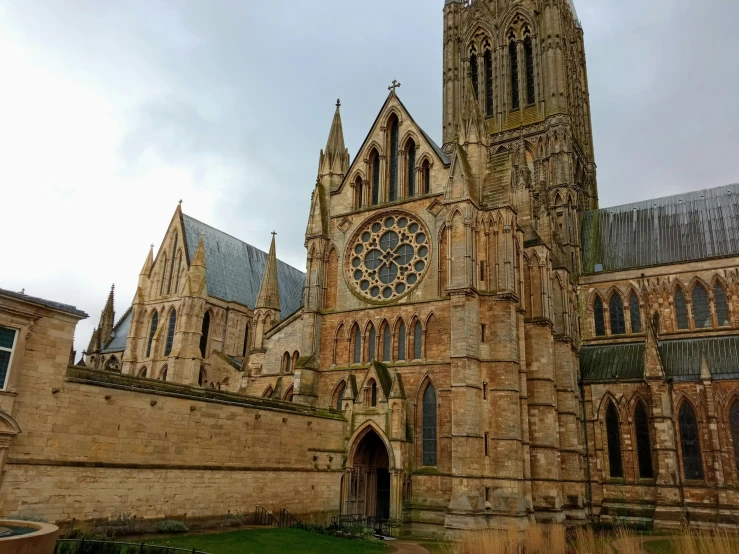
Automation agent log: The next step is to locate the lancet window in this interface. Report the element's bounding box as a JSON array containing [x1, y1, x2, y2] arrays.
[[407, 139, 417, 197], [422, 383, 437, 466], [388, 117, 399, 202], [634, 401, 653, 479], [146, 311, 158, 358], [609, 294, 626, 335], [675, 288, 689, 330], [692, 284, 711, 328], [164, 309, 176, 356], [593, 297, 605, 336], [716, 283, 731, 326], [629, 291, 642, 333], [606, 401, 623, 478], [679, 402, 704, 480]]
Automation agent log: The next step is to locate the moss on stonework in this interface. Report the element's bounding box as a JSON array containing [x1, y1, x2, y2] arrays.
[[413, 466, 442, 475]]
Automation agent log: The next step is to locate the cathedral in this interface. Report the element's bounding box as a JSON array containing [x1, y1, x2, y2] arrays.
[[78, 0, 739, 535]]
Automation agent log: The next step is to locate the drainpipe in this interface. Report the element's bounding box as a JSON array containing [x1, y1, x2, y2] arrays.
[[579, 378, 594, 520]]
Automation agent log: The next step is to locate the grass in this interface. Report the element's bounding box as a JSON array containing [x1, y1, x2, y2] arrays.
[[644, 539, 675, 554], [148, 528, 389, 554]]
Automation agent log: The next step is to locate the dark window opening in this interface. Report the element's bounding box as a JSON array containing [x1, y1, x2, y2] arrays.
[[199, 311, 210, 358], [422, 160, 431, 194], [481, 324, 486, 343], [371, 150, 380, 206], [470, 53, 479, 99], [629, 292, 642, 333], [484, 49, 494, 117], [146, 311, 158, 358], [371, 380, 377, 407], [407, 140, 416, 197], [353, 326, 361, 364], [484, 432, 489, 456], [413, 322, 422, 360], [397, 323, 406, 361], [634, 401, 654, 479], [422, 384, 437, 466], [692, 284, 711, 328], [679, 403, 704, 480], [593, 297, 605, 336], [164, 310, 176, 356], [509, 41, 520, 110], [368, 325, 376, 361], [730, 402, 739, 477], [716, 284, 731, 326], [383, 325, 391, 362], [524, 36, 535, 105], [675, 289, 689, 330], [606, 402, 623, 478], [610, 294, 626, 335], [389, 118, 399, 202]]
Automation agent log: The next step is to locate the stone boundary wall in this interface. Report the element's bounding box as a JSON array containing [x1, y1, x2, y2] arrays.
[[1, 367, 346, 525]]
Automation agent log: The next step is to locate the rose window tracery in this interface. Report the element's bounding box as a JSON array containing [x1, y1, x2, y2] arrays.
[[346, 212, 431, 302]]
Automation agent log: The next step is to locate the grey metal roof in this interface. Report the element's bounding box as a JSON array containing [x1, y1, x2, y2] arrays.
[[418, 126, 451, 166], [581, 336, 739, 382], [0, 287, 88, 318], [101, 308, 132, 353], [581, 183, 739, 274], [181, 214, 305, 317]]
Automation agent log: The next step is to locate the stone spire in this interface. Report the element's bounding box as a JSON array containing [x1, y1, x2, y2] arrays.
[[182, 233, 207, 298], [87, 327, 100, 354], [140, 245, 154, 276], [255, 233, 281, 312], [99, 284, 115, 346], [318, 100, 349, 190]]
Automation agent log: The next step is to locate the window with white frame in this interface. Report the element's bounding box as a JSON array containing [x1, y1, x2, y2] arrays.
[[0, 326, 18, 390]]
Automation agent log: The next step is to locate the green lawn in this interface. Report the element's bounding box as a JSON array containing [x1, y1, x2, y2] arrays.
[[149, 528, 390, 554]]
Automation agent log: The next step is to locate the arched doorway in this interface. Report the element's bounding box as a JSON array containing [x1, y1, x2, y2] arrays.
[[343, 428, 391, 520]]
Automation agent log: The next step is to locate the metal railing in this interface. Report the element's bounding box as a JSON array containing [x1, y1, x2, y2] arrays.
[[277, 508, 301, 528], [253, 506, 279, 527], [54, 539, 210, 554], [331, 514, 399, 537]]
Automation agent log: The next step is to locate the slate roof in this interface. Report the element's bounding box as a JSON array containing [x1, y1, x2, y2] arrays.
[[181, 214, 306, 317], [0, 287, 88, 318], [581, 183, 739, 274], [581, 336, 739, 382], [101, 308, 132, 353]]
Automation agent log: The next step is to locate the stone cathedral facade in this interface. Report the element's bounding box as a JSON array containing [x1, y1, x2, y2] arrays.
[[76, 0, 739, 536]]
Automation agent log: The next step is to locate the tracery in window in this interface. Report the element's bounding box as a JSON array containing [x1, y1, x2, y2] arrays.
[[593, 297, 605, 336], [164, 309, 176, 356], [370, 149, 380, 206], [715, 283, 731, 326], [606, 401, 623, 478], [422, 383, 437, 466], [484, 48, 494, 117], [509, 39, 520, 110], [407, 139, 416, 197], [675, 288, 689, 330], [609, 294, 626, 335], [634, 401, 653, 479], [146, 311, 158, 358], [692, 284, 711, 328], [679, 402, 704, 480], [629, 291, 642, 333], [388, 116, 399, 202]]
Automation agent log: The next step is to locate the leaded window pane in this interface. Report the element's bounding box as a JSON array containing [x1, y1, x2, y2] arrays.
[[593, 297, 605, 336], [407, 141, 416, 197], [524, 36, 535, 105], [0, 327, 16, 349], [609, 294, 626, 335], [353, 327, 361, 364], [629, 292, 642, 333], [470, 53, 479, 99], [413, 322, 422, 360], [398, 323, 406, 361], [422, 384, 437, 466], [165, 310, 176, 356], [389, 120, 399, 202], [383, 326, 391, 361], [675, 289, 689, 330], [692, 285, 711, 328], [509, 41, 519, 110], [146, 312, 158, 358], [199, 312, 210, 358], [368, 326, 376, 361], [606, 402, 623, 478], [634, 402, 653, 479], [715, 284, 730, 327], [0, 350, 12, 390], [484, 49, 494, 117], [730, 402, 739, 477], [679, 403, 704, 480]]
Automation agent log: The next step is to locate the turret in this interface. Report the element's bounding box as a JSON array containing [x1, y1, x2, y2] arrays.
[[253, 233, 281, 350], [98, 284, 115, 347]]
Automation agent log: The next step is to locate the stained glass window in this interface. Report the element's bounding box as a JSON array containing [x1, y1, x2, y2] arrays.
[[524, 36, 535, 105], [397, 323, 406, 361], [716, 284, 730, 326], [509, 41, 520, 110], [692, 284, 711, 328], [606, 402, 623, 478], [593, 297, 605, 336], [371, 150, 380, 205], [484, 49, 494, 117], [675, 289, 689, 329], [389, 118, 399, 202], [629, 292, 642, 333], [0, 326, 18, 391], [407, 140, 416, 197], [634, 401, 653, 479], [413, 322, 422, 360], [164, 310, 176, 356], [679, 403, 704, 480], [353, 326, 361, 364], [146, 311, 158, 358], [383, 325, 391, 362], [609, 294, 626, 335], [470, 53, 479, 99], [368, 325, 376, 361], [730, 402, 739, 477], [422, 384, 437, 466], [199, 311, 210, 358]]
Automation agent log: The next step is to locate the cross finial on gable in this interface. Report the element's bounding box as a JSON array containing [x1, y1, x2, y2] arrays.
[[179, 199, 183, 206], [271, 230, 277, 237], [336, 98, 341, 108], [388, 80, 401, 93]]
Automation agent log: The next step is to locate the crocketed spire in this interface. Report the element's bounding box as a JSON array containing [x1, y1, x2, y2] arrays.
[[255, 233, 281, 311]]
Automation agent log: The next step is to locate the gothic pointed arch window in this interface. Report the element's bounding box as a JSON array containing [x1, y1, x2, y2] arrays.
[[242, 323, 250, 357], [715, 283, 730, 326], [334, 381, 346, 410], [146, 311, 158, 358], [421, 160, 431, 194], [593, 296, 605, 336], [692, 284, 711, 328], [174, 251, 183, 293], [382, 324, 391, 362], [606, 401, 623, 478], [484, 47, 494, 117], [675, 288, 689, 330], [730, 401, 739, 477], [369, 379, 378, 407], [422, 383, 437, 466], [609, 294, 626, 335], [397, 321, 406, 361], [355, 175, 364, 209], [138, 366, 148, 378], [353, 325, 362, 364], [523, 31, 535, 105], [509, 37, 520, 110], [164, 309, 176, 356], [283, 352, 291, 373], [634, 401, 654, 479], [388, 117, 399, 202], [199, 311, 210, 358], [159, 254, 168, 296], [679, 402, 704, 480], [370, 149, 380, 206], [413, 321, 422, 360], [407, 139, 417, 197], [629, 291, 642, 333], [198, 366, 206, 387], [469, 50, 479, 99], [167, 233, 178, 295], [368, 324, 376, 362]]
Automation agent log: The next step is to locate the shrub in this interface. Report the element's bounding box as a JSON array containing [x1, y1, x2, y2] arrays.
[[156, 520, 189, 534]]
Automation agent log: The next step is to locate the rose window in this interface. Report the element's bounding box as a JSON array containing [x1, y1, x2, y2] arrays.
[[346, 212, 431, 302]]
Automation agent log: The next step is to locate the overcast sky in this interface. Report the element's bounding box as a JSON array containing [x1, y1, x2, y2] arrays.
[[2, 0, 738, 356]]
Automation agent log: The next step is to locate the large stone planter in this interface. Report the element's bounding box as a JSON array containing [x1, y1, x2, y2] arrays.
[[0, 520, 59, 554]]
